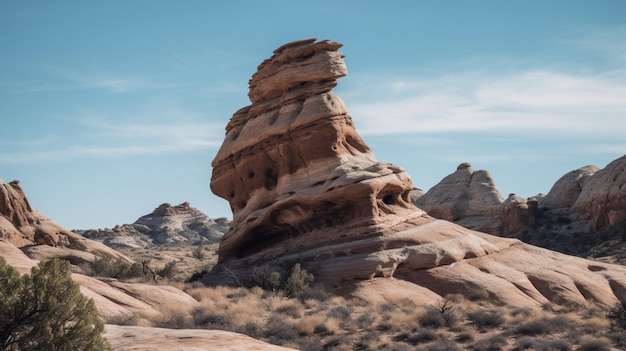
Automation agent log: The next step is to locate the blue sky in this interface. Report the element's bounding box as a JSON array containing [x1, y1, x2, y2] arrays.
[[1, 1, 625, 229]]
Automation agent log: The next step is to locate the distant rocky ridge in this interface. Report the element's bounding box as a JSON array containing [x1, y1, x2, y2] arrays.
[[78, 202, 229, 248], [204, 38, 626, 309], [411, 156, 626, 262]]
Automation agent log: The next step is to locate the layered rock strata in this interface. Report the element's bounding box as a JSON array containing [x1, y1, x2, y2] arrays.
[[210, 39, 423, 265], [206, 39, 626, 308]]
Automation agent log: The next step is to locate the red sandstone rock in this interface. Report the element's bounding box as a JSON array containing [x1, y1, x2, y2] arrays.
[[206, 39, 626, 309], [0, 178, 130, 262], [210, 39, 423, 265]]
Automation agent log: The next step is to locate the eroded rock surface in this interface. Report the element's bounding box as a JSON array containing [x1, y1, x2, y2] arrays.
[[572, 155, 626, 230], [0, 178, 130, 262], [0, 182, 198, 325], [80, 202, 228, 248], [210, 39, 423, 266], [412, 163, 505, 234], [206, 39, 626, 309]]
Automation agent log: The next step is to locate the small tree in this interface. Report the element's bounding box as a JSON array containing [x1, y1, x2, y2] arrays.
[[0, 257, 111, 351], [284, 263, 314, 298]]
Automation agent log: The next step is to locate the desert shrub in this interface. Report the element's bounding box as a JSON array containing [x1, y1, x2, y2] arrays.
[[298, 283, 333, 302], [251, 264, 283, 291], [394, 328, 438, 345], [514, 318, 560, 336], [608, 292, 626, 329], [514, 336, 572, 351], [418, 307, 446, 329], [236, 320, 263, 339], [471, 334, 507, 351], [326, 305, 352, 322], [0, 257, 111, 351], [191, 245, 206, 260], [90, 256, 148, 280], [509, 307, 533, 319], [356, 312, 375, 329], [157, 261, 177, 280], [296, 315, 325, 335], [455, 330, 475, 343], [264, 314, 299, 343], [466, 288, 490, 301], [467, 309, 505, 330], [272, 298, 302, 318], [578, 337, 612, 351], [284, 263, 314, 297], [605, 329, 626, 347], [426, 339, 462, 351], [323, 334, 352, 350], [191, 308, 232, 330]]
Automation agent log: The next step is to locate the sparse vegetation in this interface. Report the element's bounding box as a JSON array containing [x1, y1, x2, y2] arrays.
[[167, 281, 626, 350], [0, 257, 111, 350]]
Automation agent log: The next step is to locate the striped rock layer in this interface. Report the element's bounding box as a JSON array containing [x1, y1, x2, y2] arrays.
[[208, 39, 626, 309]]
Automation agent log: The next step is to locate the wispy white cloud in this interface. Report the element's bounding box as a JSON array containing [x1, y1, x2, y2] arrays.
[[0, 114, 226, 164], [345, 67, 626, 139], [26, 65, 174, 94]]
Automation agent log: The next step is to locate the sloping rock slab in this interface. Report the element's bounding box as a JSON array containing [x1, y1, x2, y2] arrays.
[[105, 325, 297, 351]]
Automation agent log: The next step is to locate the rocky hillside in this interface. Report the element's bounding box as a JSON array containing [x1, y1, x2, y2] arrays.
[[78, 202, 229, 248], [203, 38, 626, 310], [411, 156, 626, 263]]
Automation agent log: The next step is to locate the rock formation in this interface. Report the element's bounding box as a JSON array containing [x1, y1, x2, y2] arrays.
[[80, 202, 229, 248], [539, 165, 599, 211], [105, 325, 297, 351], [210, 38, 422, 265], [0, 178, 130, 262], [0, 180, 199, 324], [206, 39, 626, 309], [572, 155, 626, 230], [411, 163, 505, 234]]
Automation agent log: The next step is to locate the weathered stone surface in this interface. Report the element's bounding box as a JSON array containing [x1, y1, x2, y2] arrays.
[[206, 39, 626, 309], [0, 179, 131, 262], [80, 202, 228, 248], [572, 155, 626, 229], [501, 194, 538, 236], [540, 165, 599, 210], [210, 39, 423, 267], [105, 325, 297, 351], [412, 164, 505, 234], [413, 163, 504, 220]]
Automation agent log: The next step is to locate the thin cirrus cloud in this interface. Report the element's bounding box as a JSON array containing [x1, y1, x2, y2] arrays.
[[0, 119, 226, 164], [36, 65, 173, 94], [346, 67, 626, 138]]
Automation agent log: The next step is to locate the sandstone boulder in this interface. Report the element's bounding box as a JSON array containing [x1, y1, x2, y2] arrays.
[[105, 325, 297, 351], [501, 194, 538, 236], [412, 163, 505, 234], [205, 39, 626, 309], [539, 165, 599, 210], [0, 179, 132, 263], [572, 155, 626, 229]]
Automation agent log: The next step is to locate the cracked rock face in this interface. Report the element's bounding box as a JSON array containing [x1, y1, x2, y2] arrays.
[[210, 39, 423, 265]]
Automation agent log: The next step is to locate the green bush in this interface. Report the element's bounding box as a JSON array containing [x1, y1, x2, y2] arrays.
[[0, 257, 111, 351], [90, 256, 149, 280], [284, 263, 314, 298]]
